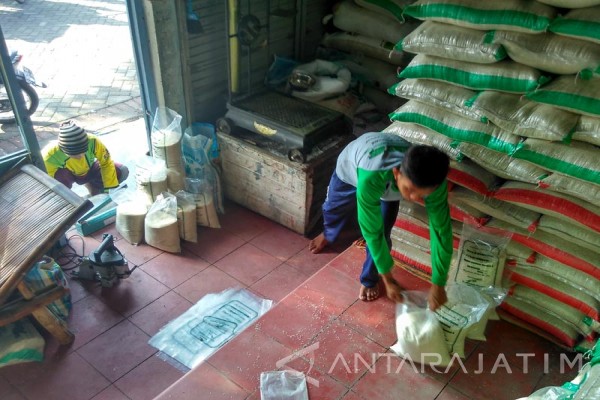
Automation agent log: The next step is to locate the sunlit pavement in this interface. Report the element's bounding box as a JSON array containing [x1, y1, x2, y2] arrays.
[[0, 0, 142, 156]]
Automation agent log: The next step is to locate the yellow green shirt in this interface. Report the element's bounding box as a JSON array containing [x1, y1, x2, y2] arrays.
[[43, 134, 119, 189]]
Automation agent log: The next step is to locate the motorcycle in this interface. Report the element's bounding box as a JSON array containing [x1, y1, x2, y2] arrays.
[[0, 51, 46, 124]]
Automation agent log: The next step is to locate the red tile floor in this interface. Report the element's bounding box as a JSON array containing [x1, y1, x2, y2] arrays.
[[0, 203, 581, 400]]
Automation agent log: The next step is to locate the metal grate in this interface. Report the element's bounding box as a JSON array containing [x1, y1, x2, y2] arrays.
[[231, 91, 340, 130]]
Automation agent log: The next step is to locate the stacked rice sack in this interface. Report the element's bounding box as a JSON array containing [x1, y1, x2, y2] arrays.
[[384, 0, 600, 350], [319, 0, 419, 114], [118, 109, 225, 251]]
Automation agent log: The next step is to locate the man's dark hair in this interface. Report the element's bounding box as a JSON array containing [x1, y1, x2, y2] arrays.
[[401, 145, 449, 188]]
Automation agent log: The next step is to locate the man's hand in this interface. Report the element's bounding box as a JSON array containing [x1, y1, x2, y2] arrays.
[[428, 284, 447, 311], [381, 272, 403, 303]]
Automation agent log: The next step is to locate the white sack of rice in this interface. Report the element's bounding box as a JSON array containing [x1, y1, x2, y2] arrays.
[[116, 201, 148, 245]]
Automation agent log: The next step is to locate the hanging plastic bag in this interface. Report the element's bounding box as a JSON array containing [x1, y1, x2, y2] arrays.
[[135, 156, 168, 205], [434, 284, 490, 357], [390, 291, 452, 367], [175, 190, 198, 243], [260, 371, 309, 400], [447, 224, 512, 325], [145, 192, 181, 253]]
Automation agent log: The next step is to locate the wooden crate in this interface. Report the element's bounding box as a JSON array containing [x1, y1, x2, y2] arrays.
[[218, 131, 353, 236]]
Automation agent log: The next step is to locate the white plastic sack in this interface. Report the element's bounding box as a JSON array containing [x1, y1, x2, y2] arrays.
[[390, 291, 452, 367], [260, 371, 308, 400], [145, 192, 181, 253], [151, 107, 184, 169]]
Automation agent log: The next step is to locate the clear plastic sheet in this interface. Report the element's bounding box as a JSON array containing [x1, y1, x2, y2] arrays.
[[149, 288, 272, 370]]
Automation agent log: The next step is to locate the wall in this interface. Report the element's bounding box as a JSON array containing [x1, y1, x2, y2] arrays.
[[184, 0, 334, 124]]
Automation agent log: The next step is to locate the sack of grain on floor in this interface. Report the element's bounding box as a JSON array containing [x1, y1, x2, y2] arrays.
[[116, 200, 148, 245], [145, 192, 181, 253], [151, 106, 184, 169], [111, 189, 149, 245], [175, 190, 197, 243], [390, 291, 452, 367], [185, 178, 220, 229], [135, 156, 168, 205]]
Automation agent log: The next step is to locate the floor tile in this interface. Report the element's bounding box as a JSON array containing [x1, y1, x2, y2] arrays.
[[140, 250, 210, 288], [129, 290, 193, 336], [351, 352, 445, 400], [182, 226, 245, 263], [286, 246, 341, 276], [328, 245, 364, 281], [435, 385, 473, 400], [89, 268, 170, 317], [250, 263, 312, 303], [293, 266, 361, 317], [311, 319, 386, 386], [90, 385, 130, 400], [90, 223, 124, 243], [280, 356, 353, 400], [174, 265, 245, 303], [14, 352, 110, 400], [214, 243, 283, 286], [0, 376, 24, 400], [68, 295, 124, 350], [256, 292, 335, 351], [475, 319, 566, 374], [154, 362, 249, 400], [207, 328, 293, 393], [113, 240, 164, 267], [220, 202, 279, 241], [448, 344, 545, 400], [114, 355, 185, 400], [250, 224, 310, 261], [341, 390, 362, 400], [339, 296, 397, 348], [77, 319, 156, 382], [66, 275, 94, 303]]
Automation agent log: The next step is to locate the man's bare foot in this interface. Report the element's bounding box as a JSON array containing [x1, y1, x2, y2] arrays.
[[359, 284, 380, 301], [309, 233, 328, 254]]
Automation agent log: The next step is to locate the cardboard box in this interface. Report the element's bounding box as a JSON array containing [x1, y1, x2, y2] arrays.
[[75, 194, 117, 236]]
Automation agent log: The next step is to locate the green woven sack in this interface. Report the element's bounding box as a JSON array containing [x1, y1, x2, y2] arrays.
[[458, 142, 549, 184], [487, 30, 600, 76], [398, 54, 550, 93], [536, 0, 600, 8], [526, 75, 600, 117], [389, 99, 522, 154], [549, 6, 600, 45], [467, 90, 579, 142], [402, 0, 557, 33], [397, 21, 507, 63], [388, 78, 485, 121], [383, 121, 463, 161], [513, 138, 600, 186], [572, 115, 600, 146]]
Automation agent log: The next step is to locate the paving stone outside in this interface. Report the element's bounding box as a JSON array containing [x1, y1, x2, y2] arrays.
[[0, 0, 142, 156]]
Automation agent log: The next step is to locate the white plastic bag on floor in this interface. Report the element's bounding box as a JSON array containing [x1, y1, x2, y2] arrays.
[[260, 371, 309, 400], [149, 288, 272, 370], [390, 291, 452, 367]]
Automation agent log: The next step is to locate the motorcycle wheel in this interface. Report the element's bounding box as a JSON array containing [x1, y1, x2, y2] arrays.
[[0, 79, 39, 124]]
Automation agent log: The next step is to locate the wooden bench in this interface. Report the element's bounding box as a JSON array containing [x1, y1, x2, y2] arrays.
[[0, 164, 92, 344]]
